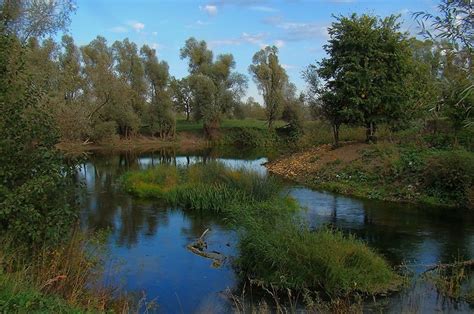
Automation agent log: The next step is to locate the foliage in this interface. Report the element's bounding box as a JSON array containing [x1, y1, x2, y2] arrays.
[[309, 14, 414, 144], [414, 0, 473, 52], [180, 37, 248, 137], [222, 127, 277, 148], [249, 46, 288, 129], [423, 150, 474, 206], [0, 34, 76, 245], [0, 0, 76, 43]]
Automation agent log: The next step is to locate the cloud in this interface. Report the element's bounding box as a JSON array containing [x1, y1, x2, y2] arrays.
[[274, 39, 285, 48], [152, 31, 158, 36], [282, 63, 297, 70], [128, 20, 145, 32], [250, 5, 277, 12], [186, 19, 212, 28], [200, 4, 218, 16], [209, 32, 268, 48], [264, 16, 329, 41], [110, 26, 128, 33]]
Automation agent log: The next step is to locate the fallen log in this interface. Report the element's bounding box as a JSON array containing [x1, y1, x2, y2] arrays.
[[186, 228, 226, 268]]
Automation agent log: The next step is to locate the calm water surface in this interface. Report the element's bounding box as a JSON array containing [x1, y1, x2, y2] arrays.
[[77, 148, 474, 313]]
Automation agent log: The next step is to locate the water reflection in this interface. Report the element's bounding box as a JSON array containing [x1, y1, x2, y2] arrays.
[[77, 148, 474, 313]]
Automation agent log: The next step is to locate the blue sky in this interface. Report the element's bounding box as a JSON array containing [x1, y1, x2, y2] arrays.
[[68, 0, 437, 102]]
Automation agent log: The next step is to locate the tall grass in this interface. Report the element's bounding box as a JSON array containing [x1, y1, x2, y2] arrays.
[[0, 228, 131, 313], [122, 162, 401, 300]]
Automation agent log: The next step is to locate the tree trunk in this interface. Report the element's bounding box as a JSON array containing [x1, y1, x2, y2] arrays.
[[332, 123, 340, 147], [366, 122, 377, 143], [204, 119, 220, 140]]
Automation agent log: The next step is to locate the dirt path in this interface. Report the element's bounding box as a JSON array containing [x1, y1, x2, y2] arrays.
[[266, 142, 369, 181]]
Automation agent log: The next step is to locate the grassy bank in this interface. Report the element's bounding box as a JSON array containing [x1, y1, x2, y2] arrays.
[[267, 142, 474, 208], [122, 162, 402, 300], [0, 230, 131, 313]]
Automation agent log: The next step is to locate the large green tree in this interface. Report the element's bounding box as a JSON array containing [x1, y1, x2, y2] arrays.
[[317, 14, 413, 143], [0, 1, 76, 245], [249, 46, 288, 129]]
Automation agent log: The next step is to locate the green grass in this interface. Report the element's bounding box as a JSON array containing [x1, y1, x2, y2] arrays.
[[0, 272, 84, 313], [122, 162, 401, 299], [310, 144, 474, 208]]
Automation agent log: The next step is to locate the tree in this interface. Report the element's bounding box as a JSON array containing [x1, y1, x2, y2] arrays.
[[281, 83, 305, 138], [140, 44, 175, 139], [0, 0, 76, 43], [415, 1, 473, 132], [249, 46, 288, 129], [317, 14, 413, 143], [112, 38, 146, 116], [0, 3, 76, 245], [180, 37, 247, 137], [170, 77, 193, 121], [414, 0, 473, 54]]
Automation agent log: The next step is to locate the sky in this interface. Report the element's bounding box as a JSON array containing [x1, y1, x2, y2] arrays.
[[68, 0, 438, 102]]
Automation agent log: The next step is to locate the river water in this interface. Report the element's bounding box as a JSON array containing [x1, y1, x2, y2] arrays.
[[77, 148, 474, 313]]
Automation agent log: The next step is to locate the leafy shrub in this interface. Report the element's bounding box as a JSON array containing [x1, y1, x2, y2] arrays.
[[89, 121, 118, 143], [423, 150, 474, 206], [223, 127, 276, 148]]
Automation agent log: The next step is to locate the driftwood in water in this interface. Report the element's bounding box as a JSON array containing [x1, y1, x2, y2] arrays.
[[186, 228, 226, 267], [423, 259, 474, 273]]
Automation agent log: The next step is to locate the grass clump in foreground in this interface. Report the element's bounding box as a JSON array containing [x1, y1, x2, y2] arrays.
[[0, 229, 132, 313], [123, 162, 402, 299]]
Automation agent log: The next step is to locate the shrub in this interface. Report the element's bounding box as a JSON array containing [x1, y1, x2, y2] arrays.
[[223, 127, 276, 148], [423, 150, 474, 206], [89, 121, 118, 143]]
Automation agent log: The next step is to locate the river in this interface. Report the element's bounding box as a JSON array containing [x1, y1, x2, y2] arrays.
[[77, 148, 474, 313]]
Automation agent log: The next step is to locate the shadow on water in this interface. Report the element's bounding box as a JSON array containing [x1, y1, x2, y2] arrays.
[[76, 146, 474, 313]]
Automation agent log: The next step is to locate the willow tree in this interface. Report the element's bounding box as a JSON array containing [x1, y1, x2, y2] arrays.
[[141, 44, 175, 139], [180, 37, 247, 137], [249, 46, 288, 129]]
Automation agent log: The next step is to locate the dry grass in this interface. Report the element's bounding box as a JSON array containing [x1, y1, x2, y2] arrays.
[[0, 227, 133, 313]]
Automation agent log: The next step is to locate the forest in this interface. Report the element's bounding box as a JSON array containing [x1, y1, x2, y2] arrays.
[[0, 0, 473, 313]]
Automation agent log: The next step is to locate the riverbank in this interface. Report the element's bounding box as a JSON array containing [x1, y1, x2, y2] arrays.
[[266, 142, 474, 209], [57, 131, 209, 156]]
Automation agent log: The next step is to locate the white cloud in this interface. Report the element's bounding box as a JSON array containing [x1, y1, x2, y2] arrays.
[[250, 5, 277, 12], [264, 16, 329, 41], [282, 64, 297, 70], [110, 26, 128, 33], [152, 31, 158, 36], [274, 39, 285, 48], [128, 21, 145, 32], [210, 32, 268, 48], [200, 4, 218, 16]]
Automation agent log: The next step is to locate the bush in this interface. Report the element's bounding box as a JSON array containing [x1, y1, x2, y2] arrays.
[[89, 121, 118, 143], [222, 127, 277, 148], [423, 150, 474, 206]]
